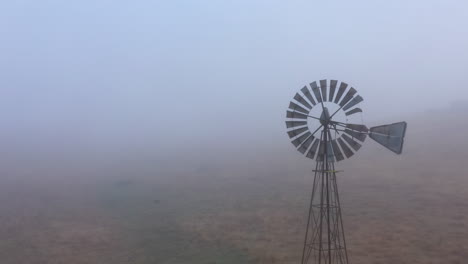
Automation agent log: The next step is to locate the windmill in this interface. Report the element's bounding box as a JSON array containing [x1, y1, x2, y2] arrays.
[[285, 79, 407, 264]]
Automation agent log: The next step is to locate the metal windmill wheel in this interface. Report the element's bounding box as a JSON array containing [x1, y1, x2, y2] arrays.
[[285, 79, 407, 264]]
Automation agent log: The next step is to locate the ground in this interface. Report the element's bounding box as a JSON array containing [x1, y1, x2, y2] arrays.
[[0, 108, 467, 263]]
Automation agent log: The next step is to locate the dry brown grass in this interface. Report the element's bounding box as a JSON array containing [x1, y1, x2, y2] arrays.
[[1, 107, 468, 263]]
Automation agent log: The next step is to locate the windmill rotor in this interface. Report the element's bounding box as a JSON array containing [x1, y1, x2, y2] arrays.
[[286, 79, 407, 161], [285, 79, 407, 264]]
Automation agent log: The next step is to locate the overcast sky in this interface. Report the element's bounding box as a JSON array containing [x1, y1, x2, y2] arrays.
[[1, 1, 467, 155]]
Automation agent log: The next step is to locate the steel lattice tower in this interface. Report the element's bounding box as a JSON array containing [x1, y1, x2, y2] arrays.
[[301, 127, 348, 264]]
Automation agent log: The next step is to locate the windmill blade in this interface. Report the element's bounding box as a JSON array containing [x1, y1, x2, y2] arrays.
[[337, 138, 354, 158], [289, 101, 309, 114], [344, 129, 367, 142], [343, 95, 363, 111], [291, 131, 312, 147], [342, 134, 362, 151], [334, 82, 348, 104], [301, 86, 317, 106], [329, 80, 338, 102], [339, 87, 357, 107], [369, 122, 407, 154], [306, 138, 320, 159], [346, 123, 369, 133], [310, 81, 323, 103], [345, 108, 362, 116], [294, 93, 313, 110], [285, 120, 307, 128], [331, 139, 345, 161], [320, 79, 327, 102], [287, 110, 308, 119], [287, 126, 309, 138], [298, 135, 315, 154]]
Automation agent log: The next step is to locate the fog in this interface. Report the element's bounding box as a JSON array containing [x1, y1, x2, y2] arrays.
[[1, 1, 468, 263], [2, 1, 468, 153]]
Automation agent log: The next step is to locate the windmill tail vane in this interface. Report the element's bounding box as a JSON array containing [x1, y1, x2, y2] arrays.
[[285, 79, 407, 264]]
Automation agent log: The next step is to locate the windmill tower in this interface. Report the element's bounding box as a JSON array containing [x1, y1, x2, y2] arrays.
[[285, 80, 407, 264]]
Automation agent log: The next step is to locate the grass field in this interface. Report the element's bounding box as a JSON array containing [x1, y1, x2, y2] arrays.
[[1, 107, 468, 263]]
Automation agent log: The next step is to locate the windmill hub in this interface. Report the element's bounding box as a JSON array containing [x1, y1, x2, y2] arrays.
[[319, 107, 331, 125], [285, 79, 407, 264]]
